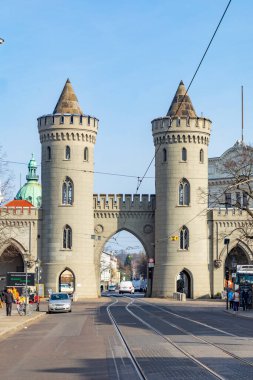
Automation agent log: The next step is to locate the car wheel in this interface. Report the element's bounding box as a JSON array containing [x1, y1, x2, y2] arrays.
[[48, 310, 51, 314], [69, 309, 72, 313]]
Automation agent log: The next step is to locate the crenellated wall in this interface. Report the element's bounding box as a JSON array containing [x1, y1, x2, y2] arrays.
[[93, 193, 156, 211], [208, 208, 253, 296], [0, 207, 42, 272], [93, 194, 156, 284]]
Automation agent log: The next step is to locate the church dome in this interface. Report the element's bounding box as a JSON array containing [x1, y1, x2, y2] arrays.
[[15, 154, 42, 208]]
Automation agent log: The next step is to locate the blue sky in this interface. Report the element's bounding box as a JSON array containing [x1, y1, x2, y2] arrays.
[[1, 0, 251, 195], [0, 1, 252, 248]]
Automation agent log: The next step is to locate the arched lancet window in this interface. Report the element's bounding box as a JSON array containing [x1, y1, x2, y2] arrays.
[[163, 148, 167, 162], [80, 115, 83, 124], [200, 149, 204, 163], [60, 115, 64, 124], [62, 177, 73, 205], [47, 146, 51, 160], [84, 147, 89, 161], [88, 116, 90, 125], [63, 225, 72, 249], [179, 178, 190, 206], [70, 115, 74, 124], [65, 145, 71, 160], [180, 226, 189, 250], [182, 147, 187, 162]]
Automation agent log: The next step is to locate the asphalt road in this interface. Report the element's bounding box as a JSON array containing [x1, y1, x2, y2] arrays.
[[0, 297, 253, 380]]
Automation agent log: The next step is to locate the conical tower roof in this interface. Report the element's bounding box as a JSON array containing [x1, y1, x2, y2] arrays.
[[167, 80, 197, 118], [53, 79, 83, 114]]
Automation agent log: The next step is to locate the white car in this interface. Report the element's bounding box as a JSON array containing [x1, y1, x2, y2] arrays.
[[119, 281, 134, 294], [60, 284, 74, 293], [48, 292, 72, 313]]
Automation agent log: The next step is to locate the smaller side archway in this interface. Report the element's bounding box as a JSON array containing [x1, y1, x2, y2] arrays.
[[58, 268, 75, 293], [176, 269, 192, 298]]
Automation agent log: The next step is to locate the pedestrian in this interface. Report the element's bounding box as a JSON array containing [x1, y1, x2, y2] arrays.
[[34, 292, 40, 311], [228, 289, 234, 310], [3, 288, 15, 316], [242, 289, 248, 311], [233, 289, 240, 312]]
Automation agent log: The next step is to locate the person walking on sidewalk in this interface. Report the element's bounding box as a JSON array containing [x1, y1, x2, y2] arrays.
[[3, 288, 15, 316], [233, 289, 240, 312], [228, 289, 234, 310]]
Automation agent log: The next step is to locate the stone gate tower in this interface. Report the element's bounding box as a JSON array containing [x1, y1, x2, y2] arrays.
[[38, 79, 99, 297], [152, 81, 212, 298]]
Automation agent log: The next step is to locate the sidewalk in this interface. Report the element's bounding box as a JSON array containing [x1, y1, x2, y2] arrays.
[[0, 303, 46, 340], [225, 307, 253, 318]]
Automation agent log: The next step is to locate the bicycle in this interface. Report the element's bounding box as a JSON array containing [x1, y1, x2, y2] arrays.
[[16, 302, 33, 316]]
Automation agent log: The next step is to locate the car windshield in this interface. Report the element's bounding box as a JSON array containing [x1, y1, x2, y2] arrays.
[[50, 294, 69, 300]]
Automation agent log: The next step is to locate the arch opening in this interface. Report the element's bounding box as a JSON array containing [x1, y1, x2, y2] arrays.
[[101, 230, 148, 293], [0, 245, 24, 288], [176, 270, 191, 298], [225, 245, 249, 282], [58, 268, 75, 294]]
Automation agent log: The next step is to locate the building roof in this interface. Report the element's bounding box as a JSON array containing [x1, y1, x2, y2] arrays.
[[15, 155, 42, 208], [3, 199, 33, 208], [167, 80, 197, 118], [53, 79, 83, 115]]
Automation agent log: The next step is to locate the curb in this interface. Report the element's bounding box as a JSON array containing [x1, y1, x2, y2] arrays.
[[0, 312, 47, 341], [223, 309, 253, 319]]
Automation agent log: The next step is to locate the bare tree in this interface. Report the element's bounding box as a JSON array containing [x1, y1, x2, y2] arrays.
[[210, 143, 253, 240]]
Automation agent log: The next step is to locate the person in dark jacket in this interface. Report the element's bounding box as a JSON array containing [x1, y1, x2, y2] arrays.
[[3, 288, 15, 316]]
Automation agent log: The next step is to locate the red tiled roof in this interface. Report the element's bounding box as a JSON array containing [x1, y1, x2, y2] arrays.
[[3, 199, 34, 208]]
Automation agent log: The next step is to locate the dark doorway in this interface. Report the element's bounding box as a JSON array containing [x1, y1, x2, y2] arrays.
[[177, 270, 191, 298], [0, 245, 24, 288], [225, 246, 249, 280]]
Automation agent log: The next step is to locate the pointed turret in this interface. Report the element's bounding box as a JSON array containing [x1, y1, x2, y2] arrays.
[[167, 80, 197, 118], [53, 79, 83, 114]]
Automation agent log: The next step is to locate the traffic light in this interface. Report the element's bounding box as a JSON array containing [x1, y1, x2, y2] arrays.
[[225, 267, 229, 281]]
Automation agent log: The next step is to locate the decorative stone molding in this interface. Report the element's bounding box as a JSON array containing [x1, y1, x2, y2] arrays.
[[214, 259, 222, 268], [143, 224, 153, 234], [95, 224, 104, 234]]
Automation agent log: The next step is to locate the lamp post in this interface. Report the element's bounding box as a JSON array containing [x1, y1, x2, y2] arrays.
[[224, 238, 230, 310]]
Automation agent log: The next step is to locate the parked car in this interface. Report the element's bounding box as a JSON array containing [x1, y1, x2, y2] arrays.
[[108, 284, 117, 291], [48, 292, 72, 313], [119, 281, 134, 294]]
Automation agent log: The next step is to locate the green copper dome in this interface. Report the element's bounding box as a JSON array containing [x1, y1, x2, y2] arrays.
[[15, 154, 42, 208]]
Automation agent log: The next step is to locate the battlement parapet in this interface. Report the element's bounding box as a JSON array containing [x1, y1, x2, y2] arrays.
[[38, 114, 99, 134], [93, 194, 156, 211], [0, 206, 41, 219], [209, 208, 250, 221], [152, 116, 211, 136]]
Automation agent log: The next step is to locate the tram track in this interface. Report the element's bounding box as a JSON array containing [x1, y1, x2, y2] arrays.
[[107, 297, 227, 379], [130, 298, 253, 370]]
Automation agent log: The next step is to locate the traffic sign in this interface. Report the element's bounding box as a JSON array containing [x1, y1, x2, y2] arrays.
[[170, 236, 179, 241]]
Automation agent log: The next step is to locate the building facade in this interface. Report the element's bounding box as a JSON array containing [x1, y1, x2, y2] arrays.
[[0, 79, 252, 298]]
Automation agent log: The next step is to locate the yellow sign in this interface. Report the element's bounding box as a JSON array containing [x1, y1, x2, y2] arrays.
[[170, 236, 179, 241]]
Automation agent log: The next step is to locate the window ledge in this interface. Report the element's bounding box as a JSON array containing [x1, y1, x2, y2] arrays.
[[179, 161, 187, 163], [63, 159, 71, 161], [176, 205, 191, 207], [177, 249, 190, 252], [59, 249, 72, 252], [59, 204, 74, 207]]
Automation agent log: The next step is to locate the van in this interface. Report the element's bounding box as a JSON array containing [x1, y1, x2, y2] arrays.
[[119, 281, 134, 294]]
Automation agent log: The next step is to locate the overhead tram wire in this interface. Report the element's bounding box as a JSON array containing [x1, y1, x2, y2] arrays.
[[135, 0, 232, 194]]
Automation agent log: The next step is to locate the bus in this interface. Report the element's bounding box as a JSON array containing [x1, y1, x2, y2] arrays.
[[235, 265, 253, 285]]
